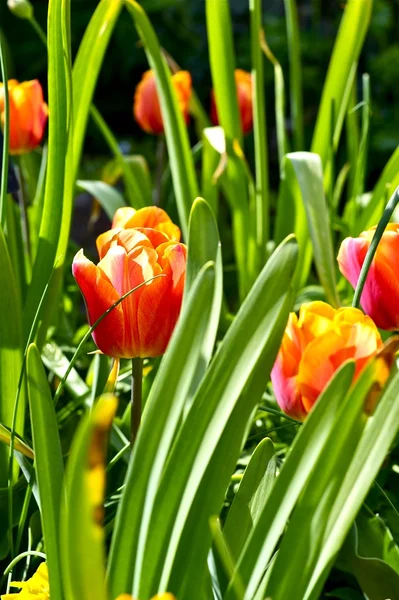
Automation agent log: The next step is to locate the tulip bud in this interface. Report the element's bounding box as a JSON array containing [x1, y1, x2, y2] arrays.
[[133, 69, 192, 135], [210, 69, 253, 134], [7, 0, 33, 20], [73, 207, 186, 359], [0, 79, 48, 155], [271, 301, 386, 420], [337, 224, 399, 330]]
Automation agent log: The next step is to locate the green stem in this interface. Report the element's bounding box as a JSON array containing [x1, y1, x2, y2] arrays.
[[154, 136, 165, 206], [0, 31, 10, 229], [131, 357, 143, 447], [352, 186, 399, 309]]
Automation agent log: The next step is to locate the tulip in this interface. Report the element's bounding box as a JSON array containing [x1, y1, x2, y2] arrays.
[[133, 69, 192, 135], [271, 301, 386, 420], [96, 205, 181, 260], [338, 224, 399, 330], [72, 225, 186, 359], [210, 69, 253, 134], [0, 79, 48, 155]]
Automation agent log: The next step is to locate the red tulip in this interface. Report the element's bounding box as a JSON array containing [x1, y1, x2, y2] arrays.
[[0, 79, 48, 155], [210, 69, 253, 134], [72, 213, 186, 359], [271, 301, 386, 420], [133, 69, 192, 135], [338, 224, 399, 330]]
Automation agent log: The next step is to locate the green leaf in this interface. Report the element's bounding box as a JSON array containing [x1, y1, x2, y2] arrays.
[[224, 438, 276, 562], [205, 0, 242, 144], [27, 344, 64, 600], [107, 262, 218, 597], [287, 152, 339, 306], [263, 360, 378, 600], [274, 158, 312, 291], [76, 180, 126, 221], [283, 0, 304, 150], [135, 237, 297, 598], [61, 394, 117, 600], [72, 0, 123, 177], [205, 0, 250, 300], [90, 106, 147, 209], [357, 144, 399, 233], [124, 0, 199, 238], [311, 0, 373, 168], [183, 198, 222, 401], [22, 0, 71, 342], [338, 517, 399, 600], [226, 362, 355, 599], [250, 0, 270, 253], [0, 227, 24, 486], [305, 367, 399, 598]]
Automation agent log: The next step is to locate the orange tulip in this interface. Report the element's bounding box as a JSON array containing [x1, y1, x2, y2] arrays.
[[271, 301, 386, 420], [210, 69, 253, 134], [338, 224, 399, 330], [134, 69, 192, 135], [72, 210, 186, 359], [0, 79, 48, 155]]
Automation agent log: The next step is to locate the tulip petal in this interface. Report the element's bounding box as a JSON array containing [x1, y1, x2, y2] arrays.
[[72, 249, 125, 357]]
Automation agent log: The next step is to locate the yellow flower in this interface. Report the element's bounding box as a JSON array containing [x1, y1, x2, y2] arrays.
[[1, 563, 49, 600]]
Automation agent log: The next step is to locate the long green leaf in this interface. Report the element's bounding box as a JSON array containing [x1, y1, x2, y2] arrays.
[[287, 152, 339, 306], [72, 0, 123, 178], [107, 262, 217, 597], [224, 438, 276, 562], [136, 236, 297, 598], [76, 180, 126, 221], [311, 0, 373, 167], [250, 0, 270, 257], [264, 360, 378, 599], [357, 144, 399, 233], [124, 0, 199, 238], [22, 0, 71, 340], [90, 106, 147, 209], [284, 0, 304, 150], [305, 368, 399, 598], [27, 344, 64, 600], [226, 362, 355, 599], [0, 227, 24, 487], [205, 0, 249, 300], [61, 394, 117, 600]]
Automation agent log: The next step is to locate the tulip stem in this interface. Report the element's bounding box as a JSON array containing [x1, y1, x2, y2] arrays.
[[352, 186, 399, 309], [131, 357, 143, 447]]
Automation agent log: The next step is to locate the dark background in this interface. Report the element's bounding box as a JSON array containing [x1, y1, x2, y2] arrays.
[[2, 0, 399, 190]]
